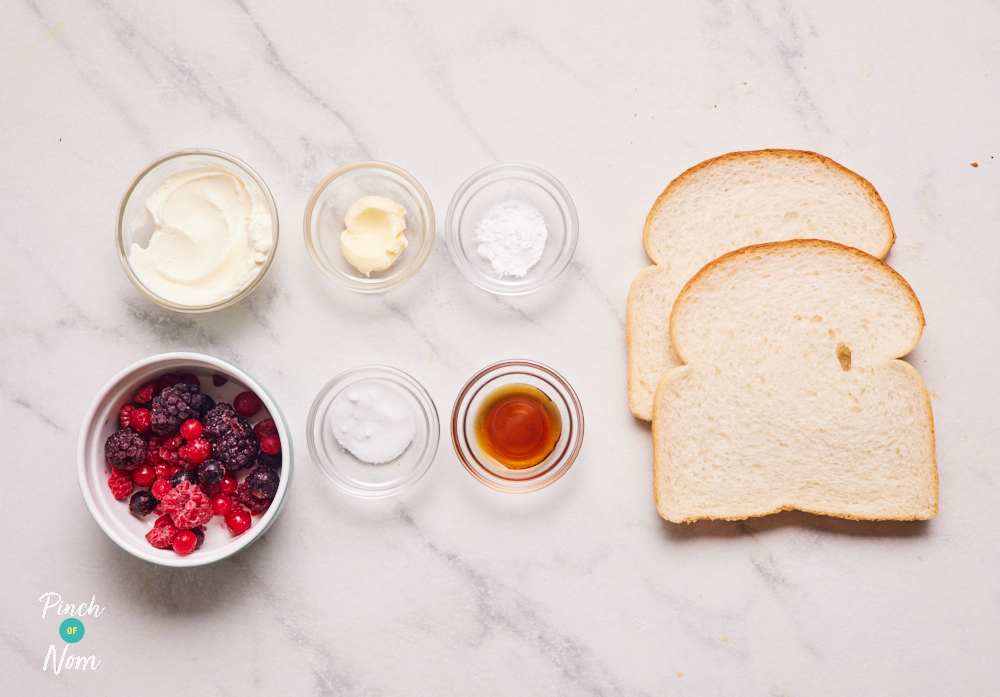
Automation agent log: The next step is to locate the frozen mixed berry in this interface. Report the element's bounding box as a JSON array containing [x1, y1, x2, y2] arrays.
[[246, 466, 280, 500], [172, 530, 197, 556], [225, 509, 252, 535], [233, 391, 263, 418], [179, 438, 210, 465], [212, 374, 228, 387], [170, 469, 198, 489], [219, 474, 238, 495], [179, 419, 203, 440], [253, 418, 278, 441], [151, 479, 172, 501], [197, 459, 225, 486], [108, 468, 134, 500], [119, 404, 135, 429], [129, 490, 158, 516], [197, 394, 216, 418], [158, 447, 180, 464], [154, 462, 172, 480], [160, 480, 213, 530], [259, 434, 281, 456], [105, 428, 148, 470], [156, 373, 180, 391], [200, 481, 221, 497], [237, 481, 271, 515], [192, 527, 205, 550], [150, 382, 205, 436], [202, 403, 259, 472], [162, 433, 184, 451], [211, 493, 233, 517], [153, 514, 173, 528], [145, 523, 178, 549], [134, 382, 156, 404], [257, 451, 281, 470], [130, 408, 151, 434], [132, 464, 156, 487]]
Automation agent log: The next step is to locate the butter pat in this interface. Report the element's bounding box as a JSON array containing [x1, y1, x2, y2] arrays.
[[340, 196, 408, 276]]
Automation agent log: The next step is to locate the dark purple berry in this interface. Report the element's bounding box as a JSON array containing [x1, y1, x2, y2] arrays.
[[197, 459, 225, 486], [257, 451, 281, 470], [129, 490, 158, 516], [192, 527, 205, 550], [197, 394, 216, 418], [105, 428, 148, 470], [202, 403, 259, 472], [170, 469, 198, 489], [150, 381, 205, 436], [246, 466, 280, 500]]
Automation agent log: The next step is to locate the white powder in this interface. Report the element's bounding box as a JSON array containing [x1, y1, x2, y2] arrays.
[[474, 199, 548, 277], [329, 382, 416, 464]]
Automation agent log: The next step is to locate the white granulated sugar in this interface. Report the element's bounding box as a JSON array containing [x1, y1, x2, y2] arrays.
[[474, 199, 548, 277], [329, 381, 416, 464]]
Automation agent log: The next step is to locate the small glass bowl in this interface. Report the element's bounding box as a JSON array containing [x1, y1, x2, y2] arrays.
[[77, 353, 293, 567], [303, 162, 435, 293], [445, 163, 578, 295], [116, 149, 279, 312], [451, 360, 584, 492], [307, 366, 440, 498]]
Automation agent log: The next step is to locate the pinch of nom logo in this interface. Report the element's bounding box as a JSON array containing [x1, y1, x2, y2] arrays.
[[39, 592, 104, 674]]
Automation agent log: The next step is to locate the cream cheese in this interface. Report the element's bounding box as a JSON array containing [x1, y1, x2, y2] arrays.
[[340, 195, 407, 276], [129, 168, 272, 306]]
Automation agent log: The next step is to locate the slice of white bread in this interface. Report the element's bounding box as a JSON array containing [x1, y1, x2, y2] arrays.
[[652, 240, 937, 523], [628, 150, 896, 420]]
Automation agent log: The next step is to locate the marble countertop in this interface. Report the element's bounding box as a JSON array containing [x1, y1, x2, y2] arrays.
[[4, 1, 998, 694]]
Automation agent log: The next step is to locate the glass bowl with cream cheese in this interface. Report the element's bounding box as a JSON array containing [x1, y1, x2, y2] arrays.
[[445, 163, 578, 296], [117, 149, 278, 312], [303, 162, 435, 293], [307, 365, 440, 498]]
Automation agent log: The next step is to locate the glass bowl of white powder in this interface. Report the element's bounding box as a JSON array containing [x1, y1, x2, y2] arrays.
[[307, 366, 440, 498], [445, 163, 578, 295]]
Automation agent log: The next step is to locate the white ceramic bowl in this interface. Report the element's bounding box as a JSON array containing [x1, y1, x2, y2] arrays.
[[78, 353, 292, 567]]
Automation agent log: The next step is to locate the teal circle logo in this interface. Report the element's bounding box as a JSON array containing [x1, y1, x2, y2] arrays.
[[59, 618, 84, 643]]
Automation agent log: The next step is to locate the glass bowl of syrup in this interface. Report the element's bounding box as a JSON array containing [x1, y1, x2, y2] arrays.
[[451, 360, 584, 492]]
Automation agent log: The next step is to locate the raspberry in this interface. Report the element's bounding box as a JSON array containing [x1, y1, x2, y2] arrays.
[[233, 391, 263, 418], [119, 404, 134, 429], [108, 469, 133, 500], [219, 474, 238, 495], [169, 465, 183, 476], [132, 464, 156, 487], [253, 418, 278, 440], [129, 490, 157, 516], [162, 433, 184, 451], [148, 435, 164, 447], [134, 382, 156, 404], [153, 462, 171, 480], [158, 447, 180, 464], [146, 523, 177, 549], [105, 428, 148, 470], [212, 374, 228, 387], [151, 479, 172, 500], [161, 480, 213, 530], [180, 419, 203, 440], [156, 374, 180, 391], [237, 481, 271, 515], [211, 493, 232, 517], [225, 509, 252, 535], [172, 530, 197, 555], [259, 434, 281, 456], [178, 373, 200, 387], [153, 514, 173, 528], [179, 438, 210, 464], [130, 408, 151, 434]]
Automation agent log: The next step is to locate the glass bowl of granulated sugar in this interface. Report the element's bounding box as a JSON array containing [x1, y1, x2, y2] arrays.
[[445, 163, 578, 295]]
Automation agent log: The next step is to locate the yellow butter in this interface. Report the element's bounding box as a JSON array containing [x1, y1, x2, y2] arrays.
[[340, 195, 408, 276]]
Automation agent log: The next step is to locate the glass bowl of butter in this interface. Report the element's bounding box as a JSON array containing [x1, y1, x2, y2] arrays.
[[304, 162, 435, 293]]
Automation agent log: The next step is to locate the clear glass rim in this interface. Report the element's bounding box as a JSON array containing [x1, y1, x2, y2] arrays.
[[450, 359, 584, 493], [444, 163, 579, 296], [302, 160, 436, 294], [116, 148, 280, 313]]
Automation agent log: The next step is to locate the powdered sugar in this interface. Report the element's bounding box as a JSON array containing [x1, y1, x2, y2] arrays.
[[474, 200, 547, 277]]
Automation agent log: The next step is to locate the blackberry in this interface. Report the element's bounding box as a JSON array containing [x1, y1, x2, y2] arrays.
[[129, 490, 158, 517], [105, 428, 148, 470], [202, 403, 259, 472], [197, 459, 225, 486], [246, 465, 280, 500], [170, 469, 198, 489], [197, 394, 216, 418], [257, 451, 282, 470], [150, 382, 205, 436]]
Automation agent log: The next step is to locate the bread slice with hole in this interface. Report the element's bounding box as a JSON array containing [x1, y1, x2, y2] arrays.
[[628, 150, 896, 420], [652, 239, 937, 523]]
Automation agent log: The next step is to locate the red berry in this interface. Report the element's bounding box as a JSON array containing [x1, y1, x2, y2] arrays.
[[156, 373, 180, 391], [148, 435, 163, 447], [219, 475, 238, 495], [212, 373, 229, 387], [158, 447, 180, 464], [179, 438, 210, 464], [253, 418, 278, 440], [154, 462, 171, 480], [211, 493, 233, 517], [178, 373, 200, 387], [172, 530, 197, 555], [169, 465, 183, 476], [233, 391, 263, 418], [259, 434, 281, 456], [179, 419, 203, 440], [179, 458, 198, 472], [162, 434, 184, 451], [161, 480, 213, 530], [134, 382, 156, 404], [119, 404, 135, 429], [108, 469, 133, 500], [145, 523, 177, 549], [132, 464, 156, 487], [151, 479, 172, 500], [130, 408, 151, 434], [225, 509, 252, 535], [153, 514, 173, 528]]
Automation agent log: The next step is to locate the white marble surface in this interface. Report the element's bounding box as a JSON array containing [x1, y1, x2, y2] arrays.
[[3, 0, 998, 693]]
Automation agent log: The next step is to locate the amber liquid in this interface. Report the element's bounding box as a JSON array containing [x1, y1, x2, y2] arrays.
[[474, 384, 562, 469]]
